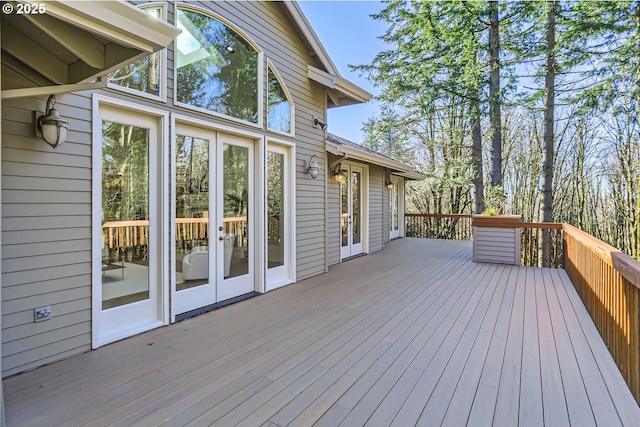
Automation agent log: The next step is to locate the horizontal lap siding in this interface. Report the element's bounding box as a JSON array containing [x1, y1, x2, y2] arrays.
[[369, 165, 384, 253], [2, 95, 93, 377], [2, 2, 329, 376]]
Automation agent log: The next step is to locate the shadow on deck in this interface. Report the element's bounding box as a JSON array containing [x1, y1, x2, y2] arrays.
[[4, 238, 640, 426]]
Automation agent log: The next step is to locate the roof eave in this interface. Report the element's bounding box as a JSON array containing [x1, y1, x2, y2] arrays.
[[308, 65, 372, 106], [326, 140, 423, 180]]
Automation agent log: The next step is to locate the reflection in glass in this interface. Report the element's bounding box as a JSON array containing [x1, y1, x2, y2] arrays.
[[176, 136, 209, 290], [108, 8, 162, 96], [267, 152, 285, 268], [101, 121, 150, 309], [267, 68, 291, 133], [176, 8, 258, 123], [224, 144, 249, 278], [341, 170, 349, 247], [352, 171, 361, 245], [393, 182, 399, 230]]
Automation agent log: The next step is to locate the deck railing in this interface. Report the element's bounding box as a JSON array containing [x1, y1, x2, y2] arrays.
[[405, 214, 473, 240], [520, 222, 564, 268], [563, 224, 640, 403]]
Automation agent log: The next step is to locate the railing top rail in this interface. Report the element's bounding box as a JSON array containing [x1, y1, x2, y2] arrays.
[[520, 222, 563, 229], [405, 213, 473, 218], [563, 223, 640, 288]]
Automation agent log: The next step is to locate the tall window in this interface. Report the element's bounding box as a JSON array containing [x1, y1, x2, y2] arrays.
[[267, 65, 292, 134], [176, 7, 259, 123], [107, 6, 164, 98]]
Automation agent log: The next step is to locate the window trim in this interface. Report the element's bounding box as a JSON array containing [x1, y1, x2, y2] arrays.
[[105, 3, 168, 102], [266, 59, 295, 137], [173, 4, 264, 129]]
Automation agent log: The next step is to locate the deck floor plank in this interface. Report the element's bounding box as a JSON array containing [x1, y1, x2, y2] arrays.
[[4, 239, 640, 427]]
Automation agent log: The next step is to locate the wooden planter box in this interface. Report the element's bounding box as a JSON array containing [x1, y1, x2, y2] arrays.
[[472, 215, 521, 265]]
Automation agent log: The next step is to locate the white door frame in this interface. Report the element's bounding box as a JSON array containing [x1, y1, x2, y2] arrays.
[[340, 161, 368, 260], [91, 95, 169, 348], [171, 123, 218, 315], [389, 175, 403, 240], [170, 114, 264, 322], [266, 139, 296, 290]]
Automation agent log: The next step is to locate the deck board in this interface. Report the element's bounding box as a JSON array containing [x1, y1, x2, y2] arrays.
[[4, 238, 640, 427]]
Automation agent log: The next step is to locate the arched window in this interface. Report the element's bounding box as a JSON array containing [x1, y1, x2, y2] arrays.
[[175, 7, 260, 124], [267, 62, 293, 135]]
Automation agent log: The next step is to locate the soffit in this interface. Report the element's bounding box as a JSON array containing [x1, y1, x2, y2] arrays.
[[1, 0, 180, 93]]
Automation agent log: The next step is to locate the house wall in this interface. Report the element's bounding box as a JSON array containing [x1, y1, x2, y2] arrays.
[[1, 1, 327, 377], [369, 165, 384, 253]]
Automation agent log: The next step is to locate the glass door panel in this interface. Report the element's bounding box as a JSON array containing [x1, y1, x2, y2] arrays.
[[175, 135, 210, 291], [218, 134, 254, 301], [101, 121, 150, 309], [341, 164, 364, 259], [341, 169, 349, 250], [390, 176, 401, 239], [352, 171, 361, 246], [267, 151, 285, 269], [173, 126, 217, 316], [223, 143, 249, 279]]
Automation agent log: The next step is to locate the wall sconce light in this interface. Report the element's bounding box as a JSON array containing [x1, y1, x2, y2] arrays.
[[331, 164, 344, 183], [305, 154, 320, 179], [386, 178, 394, 189], [313, 117, 328, 131], [36, 95, 69, 149]]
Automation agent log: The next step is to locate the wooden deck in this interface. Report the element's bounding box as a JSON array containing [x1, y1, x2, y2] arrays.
[[4, 239, 640, 426]]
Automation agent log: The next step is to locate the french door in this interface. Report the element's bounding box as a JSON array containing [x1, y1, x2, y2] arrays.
[[173, 124, 255, 315], [390, 176, 401, 240], [95, 104, 165, 346], [341, 164, 365, 259]]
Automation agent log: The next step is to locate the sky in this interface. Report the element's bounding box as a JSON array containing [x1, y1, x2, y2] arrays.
[[297, 1, 388, 144]]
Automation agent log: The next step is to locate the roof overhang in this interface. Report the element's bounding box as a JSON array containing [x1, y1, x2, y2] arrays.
[[1, 0, 181, 95], [308, 65, 372, 108], [326, 139, 425, 181]]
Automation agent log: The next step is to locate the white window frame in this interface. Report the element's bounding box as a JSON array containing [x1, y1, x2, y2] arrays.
[[266, 138, 297, 290], [173, 5, 264, 129], [91, 94, 170, 348], [266, 59, 295, 137], [106, 3, 168, 102]]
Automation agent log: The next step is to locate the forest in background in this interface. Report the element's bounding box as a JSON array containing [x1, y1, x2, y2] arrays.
[[355, 0, 640, 260]]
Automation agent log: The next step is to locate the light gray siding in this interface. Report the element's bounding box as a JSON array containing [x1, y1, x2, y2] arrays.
[[369, 165, 384, 253], [2, 1, 329, 377], [2, 94, 93, 376]]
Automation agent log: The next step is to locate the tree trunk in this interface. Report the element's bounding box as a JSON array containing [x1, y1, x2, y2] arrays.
[[489, 0, 502, 188], [471, 95, 485, 213], [542, 4, 556, 223]]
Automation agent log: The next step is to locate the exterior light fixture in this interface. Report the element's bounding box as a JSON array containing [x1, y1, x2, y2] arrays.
[[386, 178, 394, 189], [331, 164, 344, 183], [313, 117, 328, 131], [305, 154, 320, 179], [36, 95, 69, 149]]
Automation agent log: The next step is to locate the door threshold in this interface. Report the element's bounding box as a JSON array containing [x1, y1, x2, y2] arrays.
[[175, 291, 260, 322], [341, 253, 366, 262]]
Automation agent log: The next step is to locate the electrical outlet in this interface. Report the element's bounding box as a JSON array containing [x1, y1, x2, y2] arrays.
[[34, 306, 52, 322]]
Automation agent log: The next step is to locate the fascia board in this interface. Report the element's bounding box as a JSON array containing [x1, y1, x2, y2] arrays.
[[326, 140, 420, 177]]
